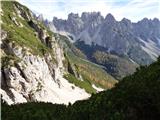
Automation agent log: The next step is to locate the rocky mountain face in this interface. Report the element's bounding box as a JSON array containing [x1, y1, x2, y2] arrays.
[[47, 12, 160, 79], [0, 1, 117, 105], [51, 13, 160, 62], [52, 12, 160, 64]]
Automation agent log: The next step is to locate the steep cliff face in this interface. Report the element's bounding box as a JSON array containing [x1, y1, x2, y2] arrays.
[[1, 1, 117, 105], [1, 37, 89, 105], [0, 1, 90, 105]]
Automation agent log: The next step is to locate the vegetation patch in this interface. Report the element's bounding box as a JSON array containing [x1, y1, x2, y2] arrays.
[[1, 1, 52, 56], [64, 73, 96, 94], [66, 52, 117, 89], [1, 55, 21, 68]]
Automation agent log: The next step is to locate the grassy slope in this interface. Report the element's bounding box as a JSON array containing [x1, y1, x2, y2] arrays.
[[64, 73, 96, 93], [67, 52, 117, 88], [75, 41, 138, 80], [1, 1, 59, 70], [93, 50, 138, 79], [1, 1, 50, 56], [57, 34, 117, 93]]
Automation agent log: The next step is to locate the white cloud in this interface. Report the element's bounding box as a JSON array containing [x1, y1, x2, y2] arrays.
[[20, 0, 160, 22]]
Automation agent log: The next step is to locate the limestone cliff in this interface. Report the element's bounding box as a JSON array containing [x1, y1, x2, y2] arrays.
[[0, 1, 90, 105]]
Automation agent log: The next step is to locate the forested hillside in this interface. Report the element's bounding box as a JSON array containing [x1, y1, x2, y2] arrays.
[[2, 57, 160, 120]]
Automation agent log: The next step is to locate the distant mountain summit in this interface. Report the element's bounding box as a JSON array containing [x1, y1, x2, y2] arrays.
[[45, 12, 160, 79], [49, 12, 160, 65]]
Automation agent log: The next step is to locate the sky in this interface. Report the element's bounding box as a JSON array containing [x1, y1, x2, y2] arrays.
[[19, 0, 160, 22]]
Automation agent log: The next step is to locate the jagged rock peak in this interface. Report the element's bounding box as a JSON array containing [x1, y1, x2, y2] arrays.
[[105, 13, 116, 22], [81, 12, 103, 19], [121, 18, 132, 27], [138, 17, 149, 24], [53, 16, 58, 20], [68, 13, 80, 20], [121, 18, 131, 24], [81, 12, 104, 23], [45, 8, 160, 67], [37, 14, 44, 21], [153, 18, 159, 22]]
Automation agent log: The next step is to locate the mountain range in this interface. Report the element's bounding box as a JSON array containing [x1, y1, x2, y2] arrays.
[[47, 12, 160, 79]]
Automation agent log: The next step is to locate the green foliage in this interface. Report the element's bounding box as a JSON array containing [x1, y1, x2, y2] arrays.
[[2, 24, 49, 56], [1, 1, 51, 56], [1, 55, 21, 68], [66, 52, 117, 89], [64, 73, 96, 94], [1, 102, 67, 120], [2, 58, 160, 120], [65, 57, 160, 120]]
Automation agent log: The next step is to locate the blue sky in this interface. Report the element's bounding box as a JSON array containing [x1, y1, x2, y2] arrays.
[[20, 0, 160, 22]]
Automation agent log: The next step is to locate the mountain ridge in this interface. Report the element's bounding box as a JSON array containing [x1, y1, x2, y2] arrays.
[[46, 12, 160, 79], [50, 12, 160, 63]]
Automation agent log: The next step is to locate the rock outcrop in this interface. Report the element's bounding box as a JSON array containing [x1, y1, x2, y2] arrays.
[[0, 30, 90, 105]]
